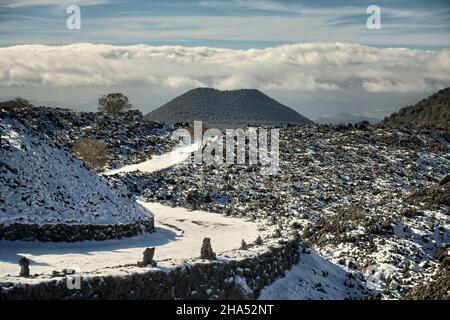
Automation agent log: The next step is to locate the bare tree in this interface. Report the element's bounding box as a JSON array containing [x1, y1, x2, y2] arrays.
[[98, 93, 131, 114]]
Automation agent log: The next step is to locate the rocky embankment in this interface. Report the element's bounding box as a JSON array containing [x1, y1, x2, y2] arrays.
[[0, 232, 300, 300]]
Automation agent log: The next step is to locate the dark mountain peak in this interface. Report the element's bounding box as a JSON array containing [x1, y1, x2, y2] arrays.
[[146, 87, 312, 125], [177, 88, 270, 101], [189, 87, 261, 94]]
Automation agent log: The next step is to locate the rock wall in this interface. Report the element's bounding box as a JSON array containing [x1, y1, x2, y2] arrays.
[[0, 218, 154, 242], [0, 238, 300, 300]]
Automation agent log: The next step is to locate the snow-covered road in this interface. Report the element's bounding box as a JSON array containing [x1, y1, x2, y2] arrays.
[[104, 142, 200, 175], [0, 142, 262, 282], [0, 203, 259, 280]]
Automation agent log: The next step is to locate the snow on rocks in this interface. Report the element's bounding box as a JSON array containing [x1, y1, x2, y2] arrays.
[[0, 107, 301, 299], [0, 116, 277, 293], [1, 100, 448, 299], [259, 247, 369, 300], [0, 201, 269, 286], [0, 104, 175, 168], [139, 201, 266, 262], [109, 123, 449, 299], [0, 236, 300, 300], [0, 115, 154, 241]]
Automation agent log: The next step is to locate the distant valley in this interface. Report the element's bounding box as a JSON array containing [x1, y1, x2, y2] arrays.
[[315, 112, 381, 125]]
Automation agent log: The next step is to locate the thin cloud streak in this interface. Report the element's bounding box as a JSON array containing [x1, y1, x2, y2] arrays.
[[0, 1, 449, 49]]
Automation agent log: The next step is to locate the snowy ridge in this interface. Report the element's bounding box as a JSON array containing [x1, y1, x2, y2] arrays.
[[0, 116, 153, 226]]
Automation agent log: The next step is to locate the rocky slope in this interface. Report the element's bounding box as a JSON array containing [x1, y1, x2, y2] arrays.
[[0, 113, 154, 241], [382, 87, 450, 130], [109, 122, 450, 299], [405, 243, 449, 300], [146, 88, 312, 125], [0, 102, 175, 168]]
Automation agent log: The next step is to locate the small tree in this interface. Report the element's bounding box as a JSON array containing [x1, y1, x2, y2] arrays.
[[73, 138, 108, 172], [98, 93, 131, 114]]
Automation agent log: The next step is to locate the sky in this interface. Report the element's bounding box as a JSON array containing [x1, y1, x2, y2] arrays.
[[0, 0, 449, 119]]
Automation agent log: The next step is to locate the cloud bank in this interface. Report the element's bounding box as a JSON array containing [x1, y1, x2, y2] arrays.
[[1, 42, 449, 93]]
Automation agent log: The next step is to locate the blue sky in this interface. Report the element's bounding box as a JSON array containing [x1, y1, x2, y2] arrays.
[[1, 0, 449, 49]]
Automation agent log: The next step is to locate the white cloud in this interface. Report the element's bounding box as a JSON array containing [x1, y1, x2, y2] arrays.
[[0, 42, 449, 93]]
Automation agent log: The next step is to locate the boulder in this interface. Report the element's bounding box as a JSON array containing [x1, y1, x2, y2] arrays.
[[18, 256, 30, 277]]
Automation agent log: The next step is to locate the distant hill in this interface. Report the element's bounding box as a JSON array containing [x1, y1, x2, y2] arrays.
[[146, 88, 312, 125], [382, 87, 450, 130], [316, 112, 381, 125]]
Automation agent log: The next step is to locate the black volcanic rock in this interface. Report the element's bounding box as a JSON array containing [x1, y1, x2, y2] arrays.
[[0, 103, 175, 168], [146, 88, 312, 125], [382, 87, 450, 130]]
